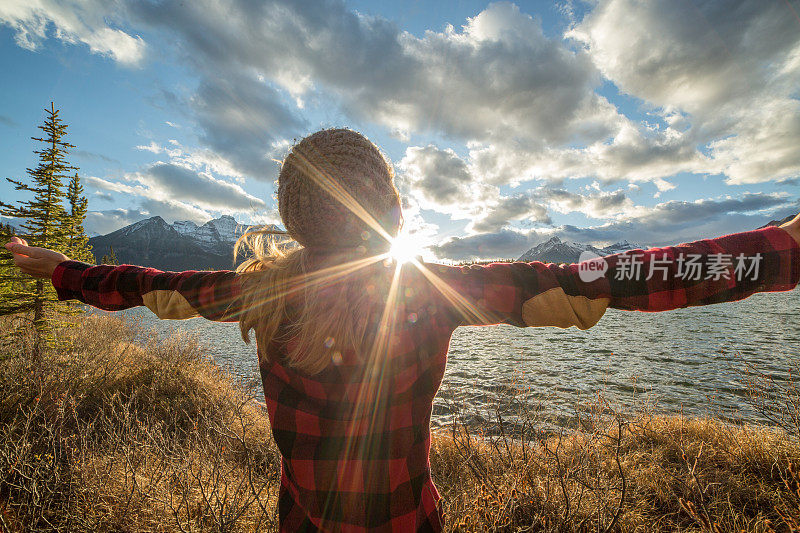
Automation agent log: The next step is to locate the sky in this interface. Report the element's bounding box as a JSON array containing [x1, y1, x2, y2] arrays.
[[1, 0, 799, 261]]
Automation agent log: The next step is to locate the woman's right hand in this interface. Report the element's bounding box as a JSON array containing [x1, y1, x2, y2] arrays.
[[780, 213, 800, 247], [4, 237, 70, 279]]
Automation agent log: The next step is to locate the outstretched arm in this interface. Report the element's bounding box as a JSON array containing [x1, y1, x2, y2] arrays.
[[4, 237, 243, 322], [423, 218, 800, 330]]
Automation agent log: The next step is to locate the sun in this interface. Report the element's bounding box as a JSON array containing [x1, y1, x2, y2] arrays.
[[389, 232, 420, 264]]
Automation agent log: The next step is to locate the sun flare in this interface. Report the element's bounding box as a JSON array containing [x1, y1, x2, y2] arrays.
[[389, 233, 420, 264]]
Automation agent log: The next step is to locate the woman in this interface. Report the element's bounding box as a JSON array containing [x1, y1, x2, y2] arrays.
[[6, 128, 800, 532]]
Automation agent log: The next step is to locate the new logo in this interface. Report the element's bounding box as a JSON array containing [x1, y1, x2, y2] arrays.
[[577, 251, 608, 282]]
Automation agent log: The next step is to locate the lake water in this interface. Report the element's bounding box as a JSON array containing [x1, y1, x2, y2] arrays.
[[96, 287, 800, 430]]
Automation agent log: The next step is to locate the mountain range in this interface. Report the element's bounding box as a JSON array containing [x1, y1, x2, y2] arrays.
[[760, 214, 795, 228], [88, 215, 277, 271], [517, 237, 644, 263], [515, 212, 797, 263], [71, 210, 799, 269]]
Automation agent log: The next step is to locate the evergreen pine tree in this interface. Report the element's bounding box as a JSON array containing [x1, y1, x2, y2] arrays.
[[0, 103, 78, 357], [0, 222, 16, 301], [100, 245, 118, 265], [65, 173, 94, 263]]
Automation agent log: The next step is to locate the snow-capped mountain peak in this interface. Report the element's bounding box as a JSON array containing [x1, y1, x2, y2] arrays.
[[172, 220, 198, 235], [87, 215, 279, 270], [517, 237, 644, 264], [203, 215, 245, 243], [121, 216, 169, 237]]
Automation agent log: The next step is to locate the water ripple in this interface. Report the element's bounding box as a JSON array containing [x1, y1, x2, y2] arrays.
[[96, 288, 800, 427]]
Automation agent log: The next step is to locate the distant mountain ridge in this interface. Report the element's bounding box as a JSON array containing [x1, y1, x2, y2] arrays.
[[88, 215, 277, 271], [85, 212, 797, 270], [517, 237, 644, 264], [760, 214, 796, 228], [516, 211, 799, 264]]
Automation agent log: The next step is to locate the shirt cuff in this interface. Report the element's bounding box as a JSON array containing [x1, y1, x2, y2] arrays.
[[51, 260, 93, 302], [757, 225, 800, 292]]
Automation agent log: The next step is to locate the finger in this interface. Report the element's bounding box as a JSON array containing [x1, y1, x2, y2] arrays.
[[5, 242, 33, 257]]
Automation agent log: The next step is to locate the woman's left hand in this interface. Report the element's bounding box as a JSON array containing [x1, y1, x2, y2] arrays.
[[4, 237, 70, 279]]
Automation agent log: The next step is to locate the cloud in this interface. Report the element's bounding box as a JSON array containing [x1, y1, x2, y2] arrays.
[[73, 149, 119, 164], [76, 0, 800, 187], [430, 229, 536, 261], [127, 0, 639, 183], [135, 141, 163, 154], [469, 193, 551, 233], [140, 163, 265, 210], [541, 187, 631, 218], [432, 192, 794, 260], [83, 200, 211, 235], [86, 162, 265, 214], [137, 198, 210, 224], [398, 145, 491, 215], [705, 99, 800, 184], [570, 0, 800, 184], [190, 73, 307, 179], [92, 191, 114, 202], [84, 208, 149, 235], [85, 176, 212, 227], [570, 0, 799, 114], [131, 1, 617, 145], [466, 186, 634, 234], [0, 0, 145, 65], [398, 144, 642, 231], [356, 2, 617, 146], [466, 120, 708, 186]]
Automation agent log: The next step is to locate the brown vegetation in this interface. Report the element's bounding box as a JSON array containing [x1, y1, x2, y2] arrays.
[[1, 314, 799, 531]]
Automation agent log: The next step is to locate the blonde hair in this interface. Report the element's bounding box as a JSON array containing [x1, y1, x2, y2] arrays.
[[233, 129, 401, 375]]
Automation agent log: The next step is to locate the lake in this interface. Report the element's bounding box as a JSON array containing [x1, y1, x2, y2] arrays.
[[95, 287, 800, 430]]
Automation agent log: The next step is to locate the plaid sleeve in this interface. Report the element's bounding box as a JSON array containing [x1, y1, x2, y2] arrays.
[[423, 226, 800, 329], [51, 260, 243, 322]]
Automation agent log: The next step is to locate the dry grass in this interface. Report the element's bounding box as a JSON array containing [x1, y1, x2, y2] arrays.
[[0, 314, 799, 531], [433, 409, 800, 531], [0, 314, 280, 532]]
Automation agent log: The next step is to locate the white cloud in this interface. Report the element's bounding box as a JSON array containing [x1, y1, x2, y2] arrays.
[[128, 0, 632, 179], [0, 0, 145, 66], [398, 145, 491, 216], [83, 208, 148, 235], [432, 192, 795, 260], [135, 141, 164, 154], [112, 0, 800, 188], [569, 0, 799, 113], [570, 0, 800, 184], [7, 0, 800, 256], [468, 192, 550, 233], [86, 162, 265, 213], [190, 72, 307, 179]]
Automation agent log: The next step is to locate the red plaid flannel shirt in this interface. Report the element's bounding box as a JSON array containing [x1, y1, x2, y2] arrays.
[[52, 227, 800, 532]]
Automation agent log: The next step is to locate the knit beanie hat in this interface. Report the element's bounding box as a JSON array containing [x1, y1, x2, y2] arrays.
[[278, 129, 402, 251]]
